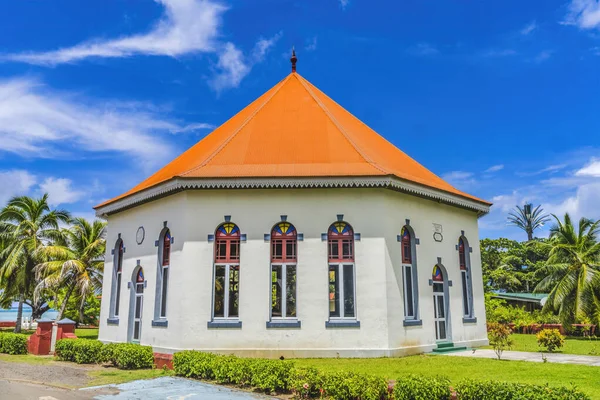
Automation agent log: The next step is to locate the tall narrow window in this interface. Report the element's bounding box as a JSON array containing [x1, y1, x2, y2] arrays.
[[159, 230, 171, 319], [401, 227, 417, 319], [213, 223, 241, 319], [328, 222, 356, 319], [112, 240, 123, 318], [271, 222, 297, 319], [459, 238, 474, 318]]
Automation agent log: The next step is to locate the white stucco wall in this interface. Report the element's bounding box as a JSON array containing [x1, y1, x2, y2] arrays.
[[98, 188, 488, 357]]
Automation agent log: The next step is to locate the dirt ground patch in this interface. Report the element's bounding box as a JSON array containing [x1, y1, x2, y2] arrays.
[[0, 358, 101, 388]]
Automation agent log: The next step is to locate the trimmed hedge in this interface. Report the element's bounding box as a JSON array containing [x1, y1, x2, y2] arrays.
[[455, 380, 590, 400], [55, 339, 153, 369], [173, 351, 592, 400], [394, 375, 451, 400], [0, 332, 28, 355]]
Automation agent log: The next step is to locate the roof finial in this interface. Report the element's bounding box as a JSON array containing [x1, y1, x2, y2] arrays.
[[290, 47, 297, 73]]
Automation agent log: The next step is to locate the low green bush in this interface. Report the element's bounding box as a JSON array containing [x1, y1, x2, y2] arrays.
[[536, 329, 565, 353], [394, 375, 451, 400], [212, 355, 253, 385], [173, 350, 217, 379], [455, 379, 590, 400], [111, 343, 153, 369], [0, 332, 28, 355], [249, 358, 294, 393], [289, 367, 323, 398], [73, 339, 104, 364], [54, 338, 76, 361], [321, 371, 388, 400]]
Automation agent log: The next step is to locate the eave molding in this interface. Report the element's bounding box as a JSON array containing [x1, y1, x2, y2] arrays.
[[95, 176, 491, 217]]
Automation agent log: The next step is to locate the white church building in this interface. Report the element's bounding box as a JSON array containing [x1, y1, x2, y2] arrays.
[[95, 54, 492, 358]]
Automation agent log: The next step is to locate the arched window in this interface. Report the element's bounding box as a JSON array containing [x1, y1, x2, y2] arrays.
[[213, 223, 241, 319], [328, 221, 356, 319], [401, 226, 418, 319], [133, 267, 144, 342], [271, 222, 297, 319], [111, 240, 124, 318], [458, 237, 474, 318], [156, 229, 171, 320]]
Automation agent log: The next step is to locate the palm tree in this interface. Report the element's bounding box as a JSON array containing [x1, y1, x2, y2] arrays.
[[35, 218, 105, 321], [535, 213, 600, 326], [0, 195, 70, 332], [508, 203, 550, 241]]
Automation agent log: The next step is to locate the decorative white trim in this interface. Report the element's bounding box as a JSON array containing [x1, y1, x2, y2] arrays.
[[95, 176, 491, 217]]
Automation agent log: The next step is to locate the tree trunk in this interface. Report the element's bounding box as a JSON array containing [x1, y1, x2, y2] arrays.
[[56, 284, 76, 321], [14, 295, 24, 334], [78, 300, 85, 326], [527, 229, 533, 241], [30, 302, 51, 320]]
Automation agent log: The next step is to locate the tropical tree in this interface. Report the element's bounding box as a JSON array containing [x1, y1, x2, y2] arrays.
[[0, 195, 70, 332], [535, 213, 600, 326], [508, 203, 550, 241], [35, 218, 105, 321]]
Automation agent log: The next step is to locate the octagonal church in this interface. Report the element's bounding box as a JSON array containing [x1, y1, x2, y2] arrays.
[[95, 54, 492, 358]]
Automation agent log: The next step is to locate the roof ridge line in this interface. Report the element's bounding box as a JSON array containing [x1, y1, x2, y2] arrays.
[[180, 74, 293, 177], [294, 74, 390, 176]]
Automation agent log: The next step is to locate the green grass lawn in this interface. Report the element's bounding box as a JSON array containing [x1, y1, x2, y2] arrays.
[[483, 333, 600, 355], [75, 328, 99, 340], [295, 355, 600, 399], [87, 367, 174, 386]]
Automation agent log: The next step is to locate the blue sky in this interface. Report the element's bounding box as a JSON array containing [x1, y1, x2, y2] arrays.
[[1, 0, 599, 241]]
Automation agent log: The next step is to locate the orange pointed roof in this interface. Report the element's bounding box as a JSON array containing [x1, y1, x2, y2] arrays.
[[96, 70, 490, 212]]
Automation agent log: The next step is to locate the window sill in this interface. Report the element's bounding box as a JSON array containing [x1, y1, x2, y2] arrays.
[[207, 321, 242, 329], [325, 320, 360, 328], [403, 319, 423, 327], [151, 319, 168, 327], [266, 320, 301, 329], [463, 317, 478, 324], [106, 318, 119, 326]]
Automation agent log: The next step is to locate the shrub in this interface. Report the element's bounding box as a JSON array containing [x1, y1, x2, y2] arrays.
[[173, 350, 217, 379], [289, 367, 323, 398], [321, 371, 388, 400], [487, 322, 513, 360], [55, 339, 76, 361], [394, 375, 451, 400], [72, 339, 104, 364], [0, 332, 28, 355], [212, 355, 254, 385], [537, 329, 565, 353], [455, 379, 590, 400], [111, 343, 153, 369], [249, 358, 294, 393], [99, 342, 120, 365]]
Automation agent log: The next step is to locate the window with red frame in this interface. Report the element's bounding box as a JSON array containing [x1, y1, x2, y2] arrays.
[[327, 221, 355, 319], [213, 223, 241, 319], [401, 226, 417, 319], [401, 227, 412, 264], [271, 222, 297, 319], [158, 230, 171, 319]]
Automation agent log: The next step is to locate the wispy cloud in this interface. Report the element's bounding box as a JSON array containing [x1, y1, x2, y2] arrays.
[[575, 158, 600, 177], [563, 0, 600, 30], [517, 164, 567, 177], [407, 43, 439, 56], [485, 164, 505, 173], [481, 49, 517, 57], [520, 20, 538, 35], [0, 77, 210, 169], [0, 170, 37, 206], [532, 50, 553, 63], [442, 171, 477, 190], [3, 0, 227, 65], [209, 32, 282, 93], [339, 0, 349, 10], [305, 37, 318, 52], [171, 122, 215, 134]]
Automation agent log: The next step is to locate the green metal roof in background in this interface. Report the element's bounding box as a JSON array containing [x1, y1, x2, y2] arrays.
[[492, 292, 548, 303]]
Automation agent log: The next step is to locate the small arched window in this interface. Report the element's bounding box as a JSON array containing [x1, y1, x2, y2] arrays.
[[213, 223, 241, 319], [401, 226, 418, 320], [327, 221, 356, 319], [271, 222, 297, 319], [458, 237, 474, 318], [111, 240, 124, 318], [133, 267, 144, 342]]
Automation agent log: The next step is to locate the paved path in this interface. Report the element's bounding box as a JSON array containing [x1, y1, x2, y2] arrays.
[[441, 349, 600, 366], [86, 377, 276, 400]]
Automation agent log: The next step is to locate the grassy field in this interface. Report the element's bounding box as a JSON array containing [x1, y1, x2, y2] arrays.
[[295, 355, 600, 399], [0, 327, 99, 340], [87, 368, 174, 386], [483, 333, 600, 355]]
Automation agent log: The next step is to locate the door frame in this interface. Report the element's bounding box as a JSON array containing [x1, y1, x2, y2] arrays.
[[127, 266, 146, 343], [429, 263, 452, 343]]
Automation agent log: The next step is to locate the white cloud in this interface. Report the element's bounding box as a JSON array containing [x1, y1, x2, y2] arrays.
[[3, 0, 227, 65], [209, 32, 282, 92], [543, 182, 600, 221], [407, 43, 439, 56], [520, 20, 538, 35], [575, 158, 600, 177], [339, 0, 349, 9], [171, 122, 216, 133], [442, 171, 477, 189], [0, 76, 210, 168], [305, 37, 318, 52], [39, 177, 85, 206], [533, 50, 553, 63], [485, 164, 504, 173], [482, 49, 517, 57], [0, 170, 37, 205], [564, 0, 600, 30]]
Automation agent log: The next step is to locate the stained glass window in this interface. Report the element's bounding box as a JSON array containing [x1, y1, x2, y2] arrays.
[[213, 222, 241, 320], [215, 223, 241, 263], [162, 231, 171, 266], [459, 238, 466, 270], [401, 227, 412, 264], [328, 222, 354, 262], [432, 265, 443, 282], [328, 221, 356, 319], [271, 221, 298, 319], [137, 268, 144, 283]]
